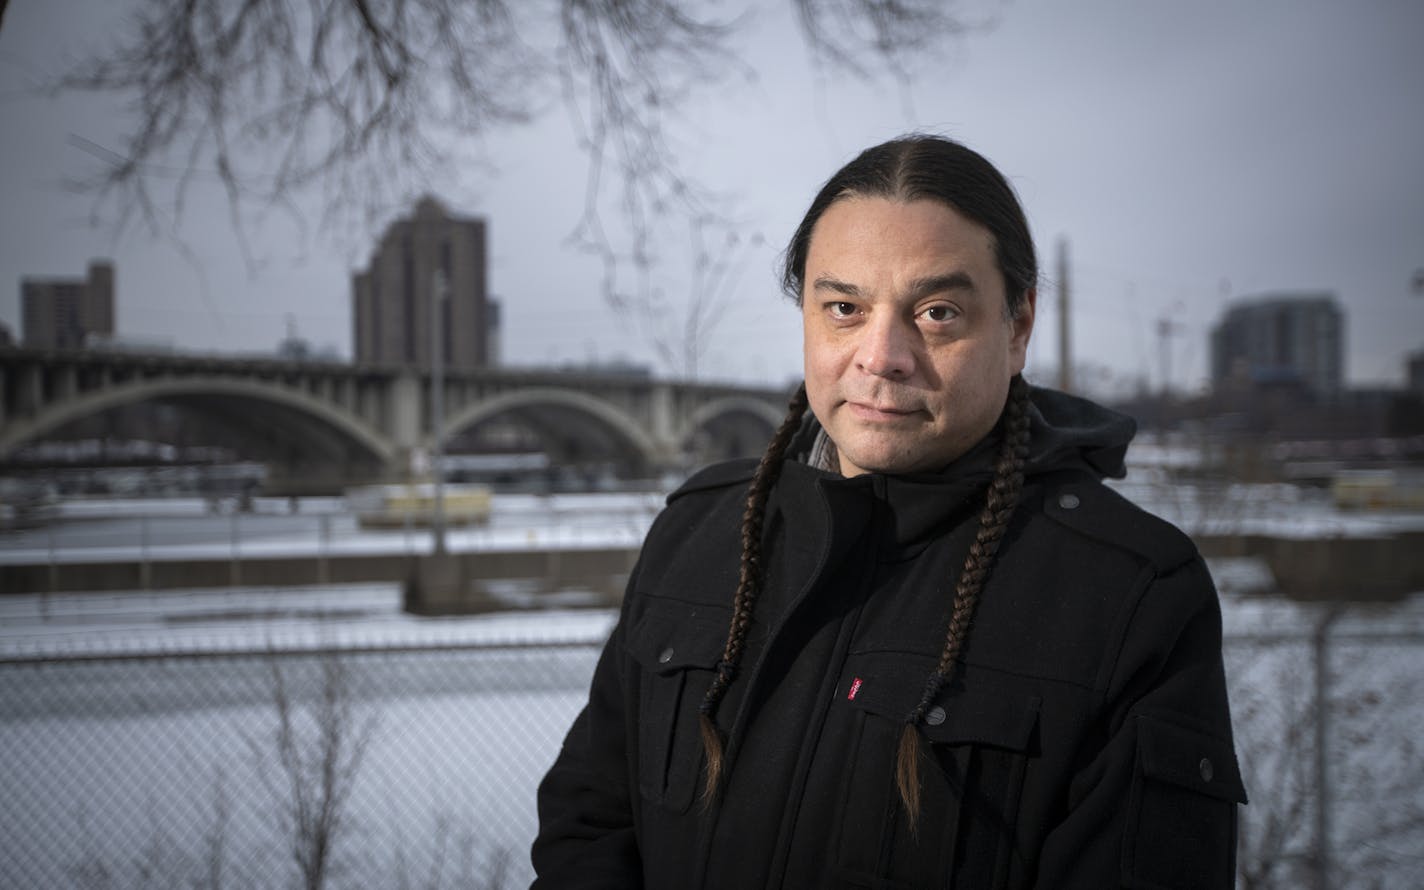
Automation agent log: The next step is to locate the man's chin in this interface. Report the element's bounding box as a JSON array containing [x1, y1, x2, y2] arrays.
[[837, 444, 922, 478]]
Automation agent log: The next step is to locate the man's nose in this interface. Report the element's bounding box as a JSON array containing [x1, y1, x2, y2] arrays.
[[855, 315, 916, 379]]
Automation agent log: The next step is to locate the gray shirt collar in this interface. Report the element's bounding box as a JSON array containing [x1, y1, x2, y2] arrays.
[[807, 429, 840, 474]]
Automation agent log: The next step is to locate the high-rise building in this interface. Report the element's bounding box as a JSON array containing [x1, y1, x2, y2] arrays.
[[352, 196, 498, 369], [21, 260, 115, 350], [1210, 292, 1343, 395]]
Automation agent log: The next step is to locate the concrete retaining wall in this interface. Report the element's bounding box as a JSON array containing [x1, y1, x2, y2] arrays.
[[9, 532, 1419, 606], [1, 547, 640, 612], [1195, 531, 1424, 601]]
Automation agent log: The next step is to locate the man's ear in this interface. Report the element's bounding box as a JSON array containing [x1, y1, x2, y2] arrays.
[[1009, 288, 1036, 373]]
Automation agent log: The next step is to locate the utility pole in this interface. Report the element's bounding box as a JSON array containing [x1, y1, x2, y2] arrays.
[[1057, 237, 1072, 394], [1155, 315, 1186, 399], [430, 268, 448, 556]]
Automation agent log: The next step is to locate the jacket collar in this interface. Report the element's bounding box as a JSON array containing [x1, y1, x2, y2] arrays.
[[789, 382, 1137, 482], [782, 382, 1138, 552], [783, 437, 996, 555]]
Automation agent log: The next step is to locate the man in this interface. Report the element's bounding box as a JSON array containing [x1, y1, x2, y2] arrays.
[[532, 135, 1244, 889]]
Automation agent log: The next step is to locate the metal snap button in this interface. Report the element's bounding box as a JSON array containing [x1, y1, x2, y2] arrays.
[[1199, 757, 1214, 782], [658, 647, 674, 664], [1059, 493, 1081, 510], [926, 706, 947, 726]]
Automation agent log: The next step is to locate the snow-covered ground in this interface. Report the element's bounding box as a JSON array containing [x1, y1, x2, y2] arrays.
[[0, 580, 618, 889], [1110, 467, 1424, 539], [3, 487, 1423, 888], [0, 583, 618, 661], [6, 478, 1423, 575], [0, 491, 664, 564]]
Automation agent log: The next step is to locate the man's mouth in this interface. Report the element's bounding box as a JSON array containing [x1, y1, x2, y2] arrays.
[[846, 401, 920, 421]]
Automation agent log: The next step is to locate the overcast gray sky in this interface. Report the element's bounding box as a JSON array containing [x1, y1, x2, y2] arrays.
[[2, 0, 1421, 396]]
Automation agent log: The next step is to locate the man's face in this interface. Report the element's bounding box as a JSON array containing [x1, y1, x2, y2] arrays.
[[801, 197, 1035, 477]]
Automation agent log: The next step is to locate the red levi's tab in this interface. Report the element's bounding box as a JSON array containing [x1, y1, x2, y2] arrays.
[[847, 677, 863, 701]]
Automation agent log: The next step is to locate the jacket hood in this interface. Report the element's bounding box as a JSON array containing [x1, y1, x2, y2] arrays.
[[1023, 385, 1136, 479], [786, 383, 1136, 481]]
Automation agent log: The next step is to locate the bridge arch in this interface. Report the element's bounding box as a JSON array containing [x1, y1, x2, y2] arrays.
[[679, 394, 787, 460], [443, 387, 663, 470], [0, 376, 397, 468]]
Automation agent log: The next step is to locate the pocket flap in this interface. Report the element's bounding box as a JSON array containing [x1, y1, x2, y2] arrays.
[[922, 690, 1041, 752], [841, 651, 1040, 753], [625, 599, 728, 674], [1137, 714, 1247, 804]]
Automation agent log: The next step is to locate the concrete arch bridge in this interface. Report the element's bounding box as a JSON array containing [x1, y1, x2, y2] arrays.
[[0, 347, 793, 493]]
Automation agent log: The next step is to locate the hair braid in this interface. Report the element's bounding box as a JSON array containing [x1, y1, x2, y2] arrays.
[[895, 375, 1032, 829], [698, 383, 810, 805]]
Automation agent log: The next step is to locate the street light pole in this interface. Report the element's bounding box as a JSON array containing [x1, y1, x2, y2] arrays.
[[1312, 606, 1341, 890], [430, 268, 448, 555]]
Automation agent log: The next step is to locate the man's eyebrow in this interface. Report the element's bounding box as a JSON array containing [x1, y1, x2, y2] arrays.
[[811, 275, 862, 298], [905, 271, 975, 300], [811, 271, 976, 301]]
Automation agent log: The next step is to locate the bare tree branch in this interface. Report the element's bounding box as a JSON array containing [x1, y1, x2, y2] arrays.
[[45, 0, 991, 373], [792, 0, 984, 79], [247, 654, 378, 890], [554, 0, 740, 321], [637, 217, 762, 379], [53, 0, 539, 243]]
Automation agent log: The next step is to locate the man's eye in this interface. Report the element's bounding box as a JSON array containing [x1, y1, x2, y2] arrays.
[[921, 304, 958, 322], [828, 302, 857, 318]]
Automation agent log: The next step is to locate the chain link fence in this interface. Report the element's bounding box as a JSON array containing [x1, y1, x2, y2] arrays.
[[1, 641, 602, 890], [3, 607, 1423, 889], [1224, 614, 1424, 889]]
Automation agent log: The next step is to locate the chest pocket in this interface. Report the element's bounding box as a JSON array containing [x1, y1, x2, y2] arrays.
[[834, 653, 1040, 890], [625, 598, 728, 814]]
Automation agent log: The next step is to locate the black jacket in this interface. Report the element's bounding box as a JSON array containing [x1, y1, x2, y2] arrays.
[[532, 387, 1245, 889]]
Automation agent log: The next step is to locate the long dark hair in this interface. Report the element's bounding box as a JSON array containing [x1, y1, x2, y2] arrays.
[[783, 134, 1036, 322], [698, 136, 1038, 825]]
